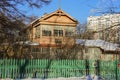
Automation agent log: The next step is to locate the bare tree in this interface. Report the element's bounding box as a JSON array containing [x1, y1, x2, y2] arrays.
[[0, 0, 51, 58], [0, 0, 51, 19], [76, 23, 94, 39], [90, 0, 120, 15]]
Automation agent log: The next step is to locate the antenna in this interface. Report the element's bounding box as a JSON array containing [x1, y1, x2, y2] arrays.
[[58, 0, 61, 9]]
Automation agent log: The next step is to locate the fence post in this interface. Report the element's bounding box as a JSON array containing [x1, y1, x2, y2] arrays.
[[85, 59, 89, 76], [115, 60, 118, 80], [93, 60, 99, 76]]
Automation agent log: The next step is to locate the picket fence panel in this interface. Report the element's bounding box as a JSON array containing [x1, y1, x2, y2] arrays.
[[0, 59, 120, 80]]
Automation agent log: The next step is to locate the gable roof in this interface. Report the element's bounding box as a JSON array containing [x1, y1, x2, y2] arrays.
[[39, 9, 77, 22], [31, 9, 78, 27]]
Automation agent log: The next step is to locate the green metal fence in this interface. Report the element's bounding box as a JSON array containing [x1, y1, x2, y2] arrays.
[[0, 59, 120, 79]]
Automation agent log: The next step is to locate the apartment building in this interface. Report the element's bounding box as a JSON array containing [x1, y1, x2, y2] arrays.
[[87, 13, 120, 41]]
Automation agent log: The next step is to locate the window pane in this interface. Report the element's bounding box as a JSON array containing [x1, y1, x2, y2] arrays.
[[35, 26, 40, 38], [32, 47, 41, 53], [65, 27, 74, 37], [42, 30, 51, 36], [42, 25, 52, 36], [59, 30, 63, 36], [42, 48, 50, 54], [54, 30, 58, 36], [42, 25, 52, 30], [65, 31, 72, 37], [55, 39, 62, 45], [54, 26, 63, 36], [54, 26, 62, 30], [54, 30, 63, 36]]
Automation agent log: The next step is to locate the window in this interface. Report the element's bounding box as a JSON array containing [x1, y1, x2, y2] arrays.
[[35, 26, 40, 38], [55, 38, 62, 45], [42, 25, 52, 36], [54, 26, 63, 36], [54, 30, 63, 36], [42, 30, 51, 36], [98, 32, 103, 39], [65, 31, 72, 37], [41, 48, 50, 54], [65, 27, 74, 37], [32, 47, 41, 53]]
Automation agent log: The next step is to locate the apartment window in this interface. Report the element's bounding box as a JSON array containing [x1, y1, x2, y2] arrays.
[[35, 26, 40, 38], [54, 26, 63, 36], [55, 38, 62, 45], [98, 32, 103, 39], [65, 27, 74, 37], [42, 25, 52, 36]]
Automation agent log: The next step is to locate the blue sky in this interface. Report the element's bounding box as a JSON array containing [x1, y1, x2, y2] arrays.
[[25, 0, 120, 23]]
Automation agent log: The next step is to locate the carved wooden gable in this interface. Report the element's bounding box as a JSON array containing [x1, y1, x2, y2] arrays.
[[39, 9, 78, 26]]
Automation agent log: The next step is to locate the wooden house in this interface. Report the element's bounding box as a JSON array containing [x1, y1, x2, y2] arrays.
[[29, 9, 78, 59]]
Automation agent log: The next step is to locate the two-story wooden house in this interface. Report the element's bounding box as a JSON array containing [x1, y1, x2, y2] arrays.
[[29, 9, 78, 59]]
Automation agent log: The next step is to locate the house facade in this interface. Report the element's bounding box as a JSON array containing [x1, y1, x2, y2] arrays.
[[29, 9, 78, 59]]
